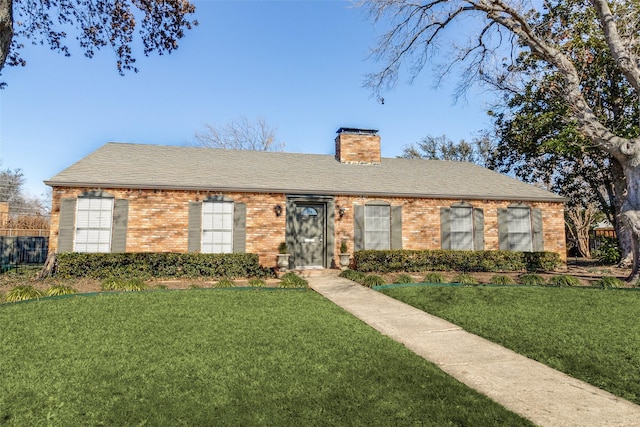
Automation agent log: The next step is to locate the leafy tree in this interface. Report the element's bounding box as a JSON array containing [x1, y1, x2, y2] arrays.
[[0, 0, 197, 76], [488, 0, 637, 264], [193, 116, 285, 151], [360, 0, 640, 281], [401, 134, 493, 167]]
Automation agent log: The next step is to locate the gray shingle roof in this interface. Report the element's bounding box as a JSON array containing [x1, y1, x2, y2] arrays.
[[45, 142, 565, 202]]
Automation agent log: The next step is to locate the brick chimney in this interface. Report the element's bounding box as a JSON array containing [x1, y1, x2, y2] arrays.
[[335, 128, 381, 165]]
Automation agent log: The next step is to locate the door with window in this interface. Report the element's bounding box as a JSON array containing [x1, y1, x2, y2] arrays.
[[293, 203, 325, 268]]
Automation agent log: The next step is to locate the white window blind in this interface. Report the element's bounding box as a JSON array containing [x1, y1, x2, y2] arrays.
[[364, 205, 390, 250], [202, 201, 234, 254], [450, 207, 473, 250], [74, 197, 114, 253], [508, 207, 532, 251]]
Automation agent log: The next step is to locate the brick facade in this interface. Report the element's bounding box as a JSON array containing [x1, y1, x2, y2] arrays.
[[49, 187, 566, 268], [335, 130, 381, 165]]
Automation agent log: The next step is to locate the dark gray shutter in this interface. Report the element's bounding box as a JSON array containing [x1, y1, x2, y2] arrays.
[[111, 199, 128, 253], [354, 205, 365, 251], [391, 206, 402, 249], [188, 202, 202, 253], [58, 198, 77, 252], [233, 202, 246, 253], [440, 207, 451, 250], [473, 208, 484, 250], [498, 208, 509, 250], [532, 208, 544, 251]]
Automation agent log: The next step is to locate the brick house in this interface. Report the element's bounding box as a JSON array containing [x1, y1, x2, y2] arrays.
[[45, 128, 567, 269]]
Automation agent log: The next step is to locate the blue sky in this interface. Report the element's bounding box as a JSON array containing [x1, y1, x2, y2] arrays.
[[0, 0, 495, 198]]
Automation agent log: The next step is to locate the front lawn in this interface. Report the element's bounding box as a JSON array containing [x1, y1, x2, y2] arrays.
[[380, 285, 640, 404], [0, 290, 531, 426]]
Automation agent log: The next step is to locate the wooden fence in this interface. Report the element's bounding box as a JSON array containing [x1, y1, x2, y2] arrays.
[[0, 236, 49, 266]]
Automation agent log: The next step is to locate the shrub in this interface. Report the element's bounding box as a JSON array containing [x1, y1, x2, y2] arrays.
[[46, 284, 77, 296], [519, 274, 546, 286], [189, 284, 202, 289], [216, 278, 236, 288], [451, 273, 478, 285], [339, 269, 366, 283], [592, 237, 621, 264], [279, 272, 308, 288], [352, 249, 560, 273], [55, 252, 265, 279], [594, 276, 625, 289], [489, 275, 515, 285], [5, 285, 43, 302], [154, 284, 169, 290], [548, 275, 582, 287], [362, 275, 386, 288], [423, 272, 445, 283], [393, 273, 414, 284], [248, 278, 267, 287]]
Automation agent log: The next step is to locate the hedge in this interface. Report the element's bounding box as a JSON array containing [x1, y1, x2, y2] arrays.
[[353, 250, 560, 273], [54, 252, 269, 279]]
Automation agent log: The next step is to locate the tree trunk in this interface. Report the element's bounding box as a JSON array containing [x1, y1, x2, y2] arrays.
[[0, 0, 12, 72], [620, 164, 640, 282]]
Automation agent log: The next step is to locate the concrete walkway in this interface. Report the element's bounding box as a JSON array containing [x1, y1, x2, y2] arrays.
[[306, 272, 640, 427]]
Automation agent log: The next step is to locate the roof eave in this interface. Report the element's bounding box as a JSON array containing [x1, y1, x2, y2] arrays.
[[44, 180, 568, 203]]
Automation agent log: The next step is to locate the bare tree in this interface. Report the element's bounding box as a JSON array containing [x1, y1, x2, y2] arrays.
[[401, 134, 494, 167], [0, 0, 196, 76], [193, 116, 285, 151], [360, 0, 640, 282]]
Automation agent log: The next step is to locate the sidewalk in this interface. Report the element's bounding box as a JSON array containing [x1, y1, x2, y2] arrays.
[[306, 272, 640, 427]]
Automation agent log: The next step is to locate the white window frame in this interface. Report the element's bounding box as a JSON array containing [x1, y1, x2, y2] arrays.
[[508, 207, 533, 252], [202, 201, 234, 254], [364, 205, 390, 250], [450, 206, 474, 250], [74, 197, 114, 253]]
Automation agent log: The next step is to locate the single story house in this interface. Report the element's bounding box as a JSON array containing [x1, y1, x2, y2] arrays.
[[45, 128, 567, 269]]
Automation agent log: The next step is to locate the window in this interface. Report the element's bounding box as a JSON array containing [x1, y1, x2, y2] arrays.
[[508, 207, 533, 251], [450, 206, 474, 250], [202, 201, 234, 253], [74, 197, 114, 253], [365, 205, 390, 250]]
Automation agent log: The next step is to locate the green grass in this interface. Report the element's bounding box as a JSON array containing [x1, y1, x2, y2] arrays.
[[380, 286, 640, 404], [0, 291, 531, 426]]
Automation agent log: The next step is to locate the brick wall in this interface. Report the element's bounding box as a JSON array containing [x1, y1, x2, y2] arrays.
[[49, 188, 566, 268], [335, 132, 381, 164], [332, 195, 566, 265]]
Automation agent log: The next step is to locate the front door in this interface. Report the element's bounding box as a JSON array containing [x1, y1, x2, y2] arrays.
[[293, 203, 325, 268]]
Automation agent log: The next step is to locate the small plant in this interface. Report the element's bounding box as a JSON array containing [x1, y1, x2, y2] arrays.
[[519, 273, 546, 286], [101, 278, 148, 291], [101, 278, 124, 291], [362, 275, 386, 288], [5, 285, 43, 302], [548, 275, 582, 287], [154, 284, 169, 290], [592, 237, 621, 264], [121, 278, 148, 291], [339, 269, 366, 283], [278, 242, 288, 254], [488, 275, 515, 285], [423, 272, 445, 283], [279, 272, 308, 288], [451, 273, 478, 285], [216, 278, 236, 288], [594, 276, 625, 289], [248, 278, 267, 287], [46, 284, 78, 296], [393, 273, 414, 284], [340, 240, 348, 254], [189, 283, 202, 289]]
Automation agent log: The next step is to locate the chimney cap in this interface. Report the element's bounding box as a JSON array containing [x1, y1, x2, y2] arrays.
[[336, 127, 379, 135]]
